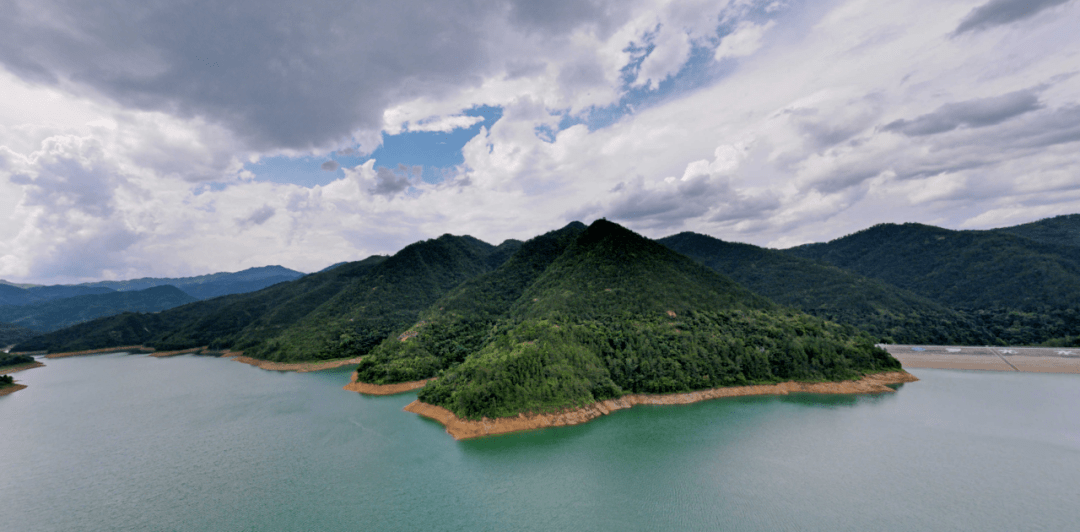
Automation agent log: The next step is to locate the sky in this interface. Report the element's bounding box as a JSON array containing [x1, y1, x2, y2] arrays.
[[1, 0, 1079, 284]]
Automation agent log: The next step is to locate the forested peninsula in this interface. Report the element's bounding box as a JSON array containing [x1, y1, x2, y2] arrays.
[[16, 213, 1080, 434]]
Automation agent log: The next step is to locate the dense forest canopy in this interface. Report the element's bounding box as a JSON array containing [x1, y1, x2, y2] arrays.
[[355, 220, 899, 419]]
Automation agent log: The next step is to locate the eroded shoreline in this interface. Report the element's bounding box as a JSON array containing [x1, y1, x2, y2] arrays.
[[405, 371, 919, 439], [343, 371, 431, 394], [0, 383, 27, 397], [231, 355, 364, 372]]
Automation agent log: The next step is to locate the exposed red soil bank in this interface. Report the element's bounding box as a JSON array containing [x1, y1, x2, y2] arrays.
[[343, 371, 432, 395], [149, 347, 209, 358], [231, 355, 364, 372], [405, 371, 919, 440]]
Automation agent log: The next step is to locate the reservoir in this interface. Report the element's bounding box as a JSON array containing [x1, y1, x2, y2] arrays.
[[3, 352, 1079, 531]]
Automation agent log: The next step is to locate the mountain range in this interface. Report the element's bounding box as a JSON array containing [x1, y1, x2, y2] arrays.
[[0, 265, 306, 334], [13, 214, 1080, 413]]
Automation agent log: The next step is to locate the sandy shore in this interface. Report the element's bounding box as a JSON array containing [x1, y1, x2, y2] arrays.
[[343, 371, 432, 395], [231, 355, 364, 372], [0, 361, 45, 374], [405, 371, 918, 439], [44, 345, 155, 358], [0, 383, 27, 397]]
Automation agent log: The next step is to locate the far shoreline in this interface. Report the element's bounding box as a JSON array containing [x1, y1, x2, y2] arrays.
[[404, 371, 919, 440]]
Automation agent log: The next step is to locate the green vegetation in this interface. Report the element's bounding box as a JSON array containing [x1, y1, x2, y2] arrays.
[[0, 374, 14, 386], [355, 220, 898, 420], [354, 222, 586, 384], [659, 232, 993, 345], [0, 353, 35, 369], [783, 219, 1080, 345], [14, 235, 518, 361], [0, 285, 198, 332], [993, 213, 1080, 248], [1, 322, 38, 347]]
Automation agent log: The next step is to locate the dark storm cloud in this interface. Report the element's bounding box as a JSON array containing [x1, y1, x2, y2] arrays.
[[0, 0, 586, 152], [953, 0, 1072, 35], [882, 90, 1042, 136], [320, 160, 339, 172]]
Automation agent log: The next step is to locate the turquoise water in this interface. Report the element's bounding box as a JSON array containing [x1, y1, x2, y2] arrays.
[[2, 353, 1079, 531]]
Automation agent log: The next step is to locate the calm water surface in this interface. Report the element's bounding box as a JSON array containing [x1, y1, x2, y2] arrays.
[[2, 353, 1079, 531]]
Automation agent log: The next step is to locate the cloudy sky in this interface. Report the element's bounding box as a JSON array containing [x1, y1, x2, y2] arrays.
[[1, 0, 1078, 284]]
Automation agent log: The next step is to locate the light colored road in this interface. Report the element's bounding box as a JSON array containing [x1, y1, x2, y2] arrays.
[[881, 344, 1080, 374]]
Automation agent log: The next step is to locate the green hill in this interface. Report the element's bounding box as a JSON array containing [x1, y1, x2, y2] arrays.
[[14, 235, 515, 360], [784, 222, 1080, 345], [658, 232, 993, 345], [0, 286, 198, 332], [353, 222, 586, 384], [1, 323, 38, 348], [351, 220, 898, 420], [992, 214, 1080, 248]]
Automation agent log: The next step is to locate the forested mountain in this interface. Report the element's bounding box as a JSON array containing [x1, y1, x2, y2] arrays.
[[658, 232, 993, 345], [0, 286, 198, 332], [354, 222, 586, 384], [79, 265, 305, 300], [14, 236, 517, 360], [784, 221, 1080, 344], [0, 284, 115, 306], [356, 220, 899, 420], [992, 213, 1080, 248], [1, 323, 38, 347]]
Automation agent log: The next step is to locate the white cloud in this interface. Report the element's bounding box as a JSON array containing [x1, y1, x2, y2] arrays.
[[714, 20, 775, 61], [2, 0, 1080, 284]]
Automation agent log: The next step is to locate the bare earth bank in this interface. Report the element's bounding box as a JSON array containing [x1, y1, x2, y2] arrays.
[[405, 371, 919, 440], [231, 355, 364, 372], [0, 383, 28, 397], [343, 372, 432, 395]]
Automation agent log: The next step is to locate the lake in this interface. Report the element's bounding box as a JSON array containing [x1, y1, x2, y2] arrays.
[[3, 352, 1079, 531]]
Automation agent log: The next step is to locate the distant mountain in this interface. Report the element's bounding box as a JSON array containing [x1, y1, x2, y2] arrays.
[[80, 265, 305, 300], [1, 323, 38, 348], [0, 286, 198, 332], [658, 232, 993, 345], [15, 236, 516, 360], [0, 279, 39, 289], [992, 213, 1080, 249], [783, 222, 1080, 345], [0, 284, 115, 306]]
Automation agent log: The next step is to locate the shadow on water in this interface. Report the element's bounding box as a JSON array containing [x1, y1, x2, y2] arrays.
[[779, 388, 902, 408]]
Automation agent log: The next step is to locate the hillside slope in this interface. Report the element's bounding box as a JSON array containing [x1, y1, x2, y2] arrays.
[[784, 222, 1080, 344], [353, 220, 899, 420], [993, 213, 1080, 248], [14, 236, 514, 360], [658, 232, 993, 345]]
